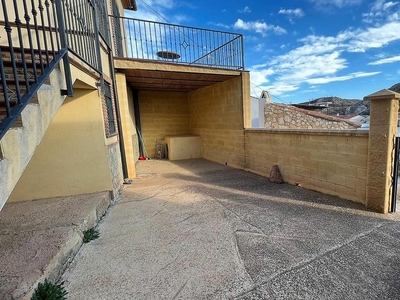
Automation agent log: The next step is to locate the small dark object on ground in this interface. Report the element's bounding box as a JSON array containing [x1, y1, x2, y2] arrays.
[[83, 228, 100, 243], [269, 165, 284, 184], [31, 278, 68, 300]]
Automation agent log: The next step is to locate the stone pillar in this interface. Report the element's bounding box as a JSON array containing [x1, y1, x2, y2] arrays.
[[241, 71, 251, 128], [115, 72, 137, 179], [365, 89, 400, 213]]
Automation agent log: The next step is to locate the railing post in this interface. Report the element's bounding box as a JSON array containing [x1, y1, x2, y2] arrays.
[[54, 0, 73, 96], [91, 0, 103, 88], [240, 35, 245, 70]]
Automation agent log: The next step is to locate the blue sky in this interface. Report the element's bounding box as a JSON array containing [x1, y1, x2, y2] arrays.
[[126, 0, 400, 104]]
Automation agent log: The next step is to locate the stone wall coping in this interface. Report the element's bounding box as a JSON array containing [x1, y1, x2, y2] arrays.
[[245, 128, 369, 137]]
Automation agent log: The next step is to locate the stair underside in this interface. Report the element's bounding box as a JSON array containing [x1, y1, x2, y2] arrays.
[[0, 45, 66, 211]]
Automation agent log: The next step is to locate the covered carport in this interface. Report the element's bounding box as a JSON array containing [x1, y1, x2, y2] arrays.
[[114, 58, 251, 179]]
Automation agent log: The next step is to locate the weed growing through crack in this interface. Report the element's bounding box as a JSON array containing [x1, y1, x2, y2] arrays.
[[31, 279, 68, 300], [83, 228, 100, 243]]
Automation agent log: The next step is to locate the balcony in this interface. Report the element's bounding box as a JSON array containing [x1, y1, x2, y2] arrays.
[[110, 16, 245, 70]]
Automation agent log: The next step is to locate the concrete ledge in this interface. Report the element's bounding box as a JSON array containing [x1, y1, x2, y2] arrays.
[[245, 128, 369, 137], [0, 191, 112, 300], [114, 57, 244, 75]]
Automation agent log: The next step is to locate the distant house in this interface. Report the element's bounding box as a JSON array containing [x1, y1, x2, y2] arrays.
[[251, 91, 272, 128]]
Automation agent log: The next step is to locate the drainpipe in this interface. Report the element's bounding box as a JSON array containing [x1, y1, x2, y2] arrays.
[[108, 51, 129, 180]]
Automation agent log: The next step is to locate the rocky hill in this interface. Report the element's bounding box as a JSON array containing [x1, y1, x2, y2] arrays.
[[389, 83, 400, 93], [298, 96, 368, 116], [298, 82, 400, 117]]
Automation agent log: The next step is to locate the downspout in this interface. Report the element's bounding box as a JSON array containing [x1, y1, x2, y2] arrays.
[[109, 52, 129, 180]]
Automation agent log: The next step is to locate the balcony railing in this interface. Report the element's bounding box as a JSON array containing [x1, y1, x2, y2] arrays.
[[110, 16, 245, 70], [0, 0, 105, 140]]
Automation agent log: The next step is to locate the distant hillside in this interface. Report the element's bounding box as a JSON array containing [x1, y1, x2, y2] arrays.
[[298, 96, 368, 116], [297, 83, 400, 117], [389, 83, 400, 93]]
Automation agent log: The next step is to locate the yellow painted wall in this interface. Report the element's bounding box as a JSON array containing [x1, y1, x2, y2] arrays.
[[245, 129, 369, 204], [188, 75, 246, 169], [116, 72, 138, 178], [139, 91, 190, 158], [8, 89, 113, 202]]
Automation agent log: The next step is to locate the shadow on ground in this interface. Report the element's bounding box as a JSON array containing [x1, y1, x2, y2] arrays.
[[62, 159, 400, 300]]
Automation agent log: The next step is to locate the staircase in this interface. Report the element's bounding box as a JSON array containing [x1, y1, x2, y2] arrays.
[[0, 47, 67, 210]]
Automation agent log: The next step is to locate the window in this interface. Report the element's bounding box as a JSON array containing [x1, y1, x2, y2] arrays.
[[103, 82, 116, 135]]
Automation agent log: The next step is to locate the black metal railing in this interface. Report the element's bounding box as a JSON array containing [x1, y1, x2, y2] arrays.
[[61, 0, 101, 72], [0, 0, 104, 140], [110, 16, 245, 70]]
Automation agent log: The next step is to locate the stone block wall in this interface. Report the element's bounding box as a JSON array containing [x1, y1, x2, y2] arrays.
[[264, 103, 360, 130], [245, 129, 369, 204], [107, 142, 124, 200], [139, 91, 190, 158], [188, 75, 247, 169]]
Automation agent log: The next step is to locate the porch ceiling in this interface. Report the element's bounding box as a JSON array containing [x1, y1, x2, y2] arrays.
[[114, 58, 242, 92]]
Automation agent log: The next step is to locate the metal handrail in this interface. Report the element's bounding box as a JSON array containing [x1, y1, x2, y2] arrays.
[[0, 0, 106, 140], [109, 16, 245, 70]]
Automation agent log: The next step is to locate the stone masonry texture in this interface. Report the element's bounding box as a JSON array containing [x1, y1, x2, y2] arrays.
[[264, 103, 360, 130]]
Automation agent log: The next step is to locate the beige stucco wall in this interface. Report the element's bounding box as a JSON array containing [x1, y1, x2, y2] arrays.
[[188, 75, 247, 169], [139, 91, 190, 158], [115, 72, 139, 178], [264, 103, 360, 130], [245, 129, 369, 204], [8, 88, 113, 202]]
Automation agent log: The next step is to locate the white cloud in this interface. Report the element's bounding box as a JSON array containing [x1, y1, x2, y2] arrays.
[[348, 22, 400, 52], [129, 0, 191, 24], [368, 55, 400, 65], [238, 6, 251, 13], [248, 15, 400, 95], [363, 0, 399, 23], [306, 72, 381, 84], [233, 19, 287, 36], [249, 68, 275, 86], [208, 21, 230, 29], [278, 8, 305, 17], [309, 0, 363, 8], [253, 43, 265, 52]]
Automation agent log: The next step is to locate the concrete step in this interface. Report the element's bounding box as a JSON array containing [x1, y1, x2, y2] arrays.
[[1, 46, 56, 66], [0, 191, 112, 300], [0, 83, 43, 104]]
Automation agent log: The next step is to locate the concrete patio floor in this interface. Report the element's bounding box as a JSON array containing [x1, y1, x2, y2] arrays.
[[63, 159, 400, 299]]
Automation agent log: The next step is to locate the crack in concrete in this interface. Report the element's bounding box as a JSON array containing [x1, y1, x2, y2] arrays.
[[209, 196, 265, 235], [148, 201, 169, 219], [119, 183, 175, 204], [175, 214, 196, 224], [150, 255, 180, 281], [233, 223, 386, 298], [233, 231, 255, 285], [171, 279, 188, 300]]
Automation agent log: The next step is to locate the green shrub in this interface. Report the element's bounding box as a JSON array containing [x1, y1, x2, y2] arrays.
[[31, 279, 67, 300], [83, 228, 100, 243]]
